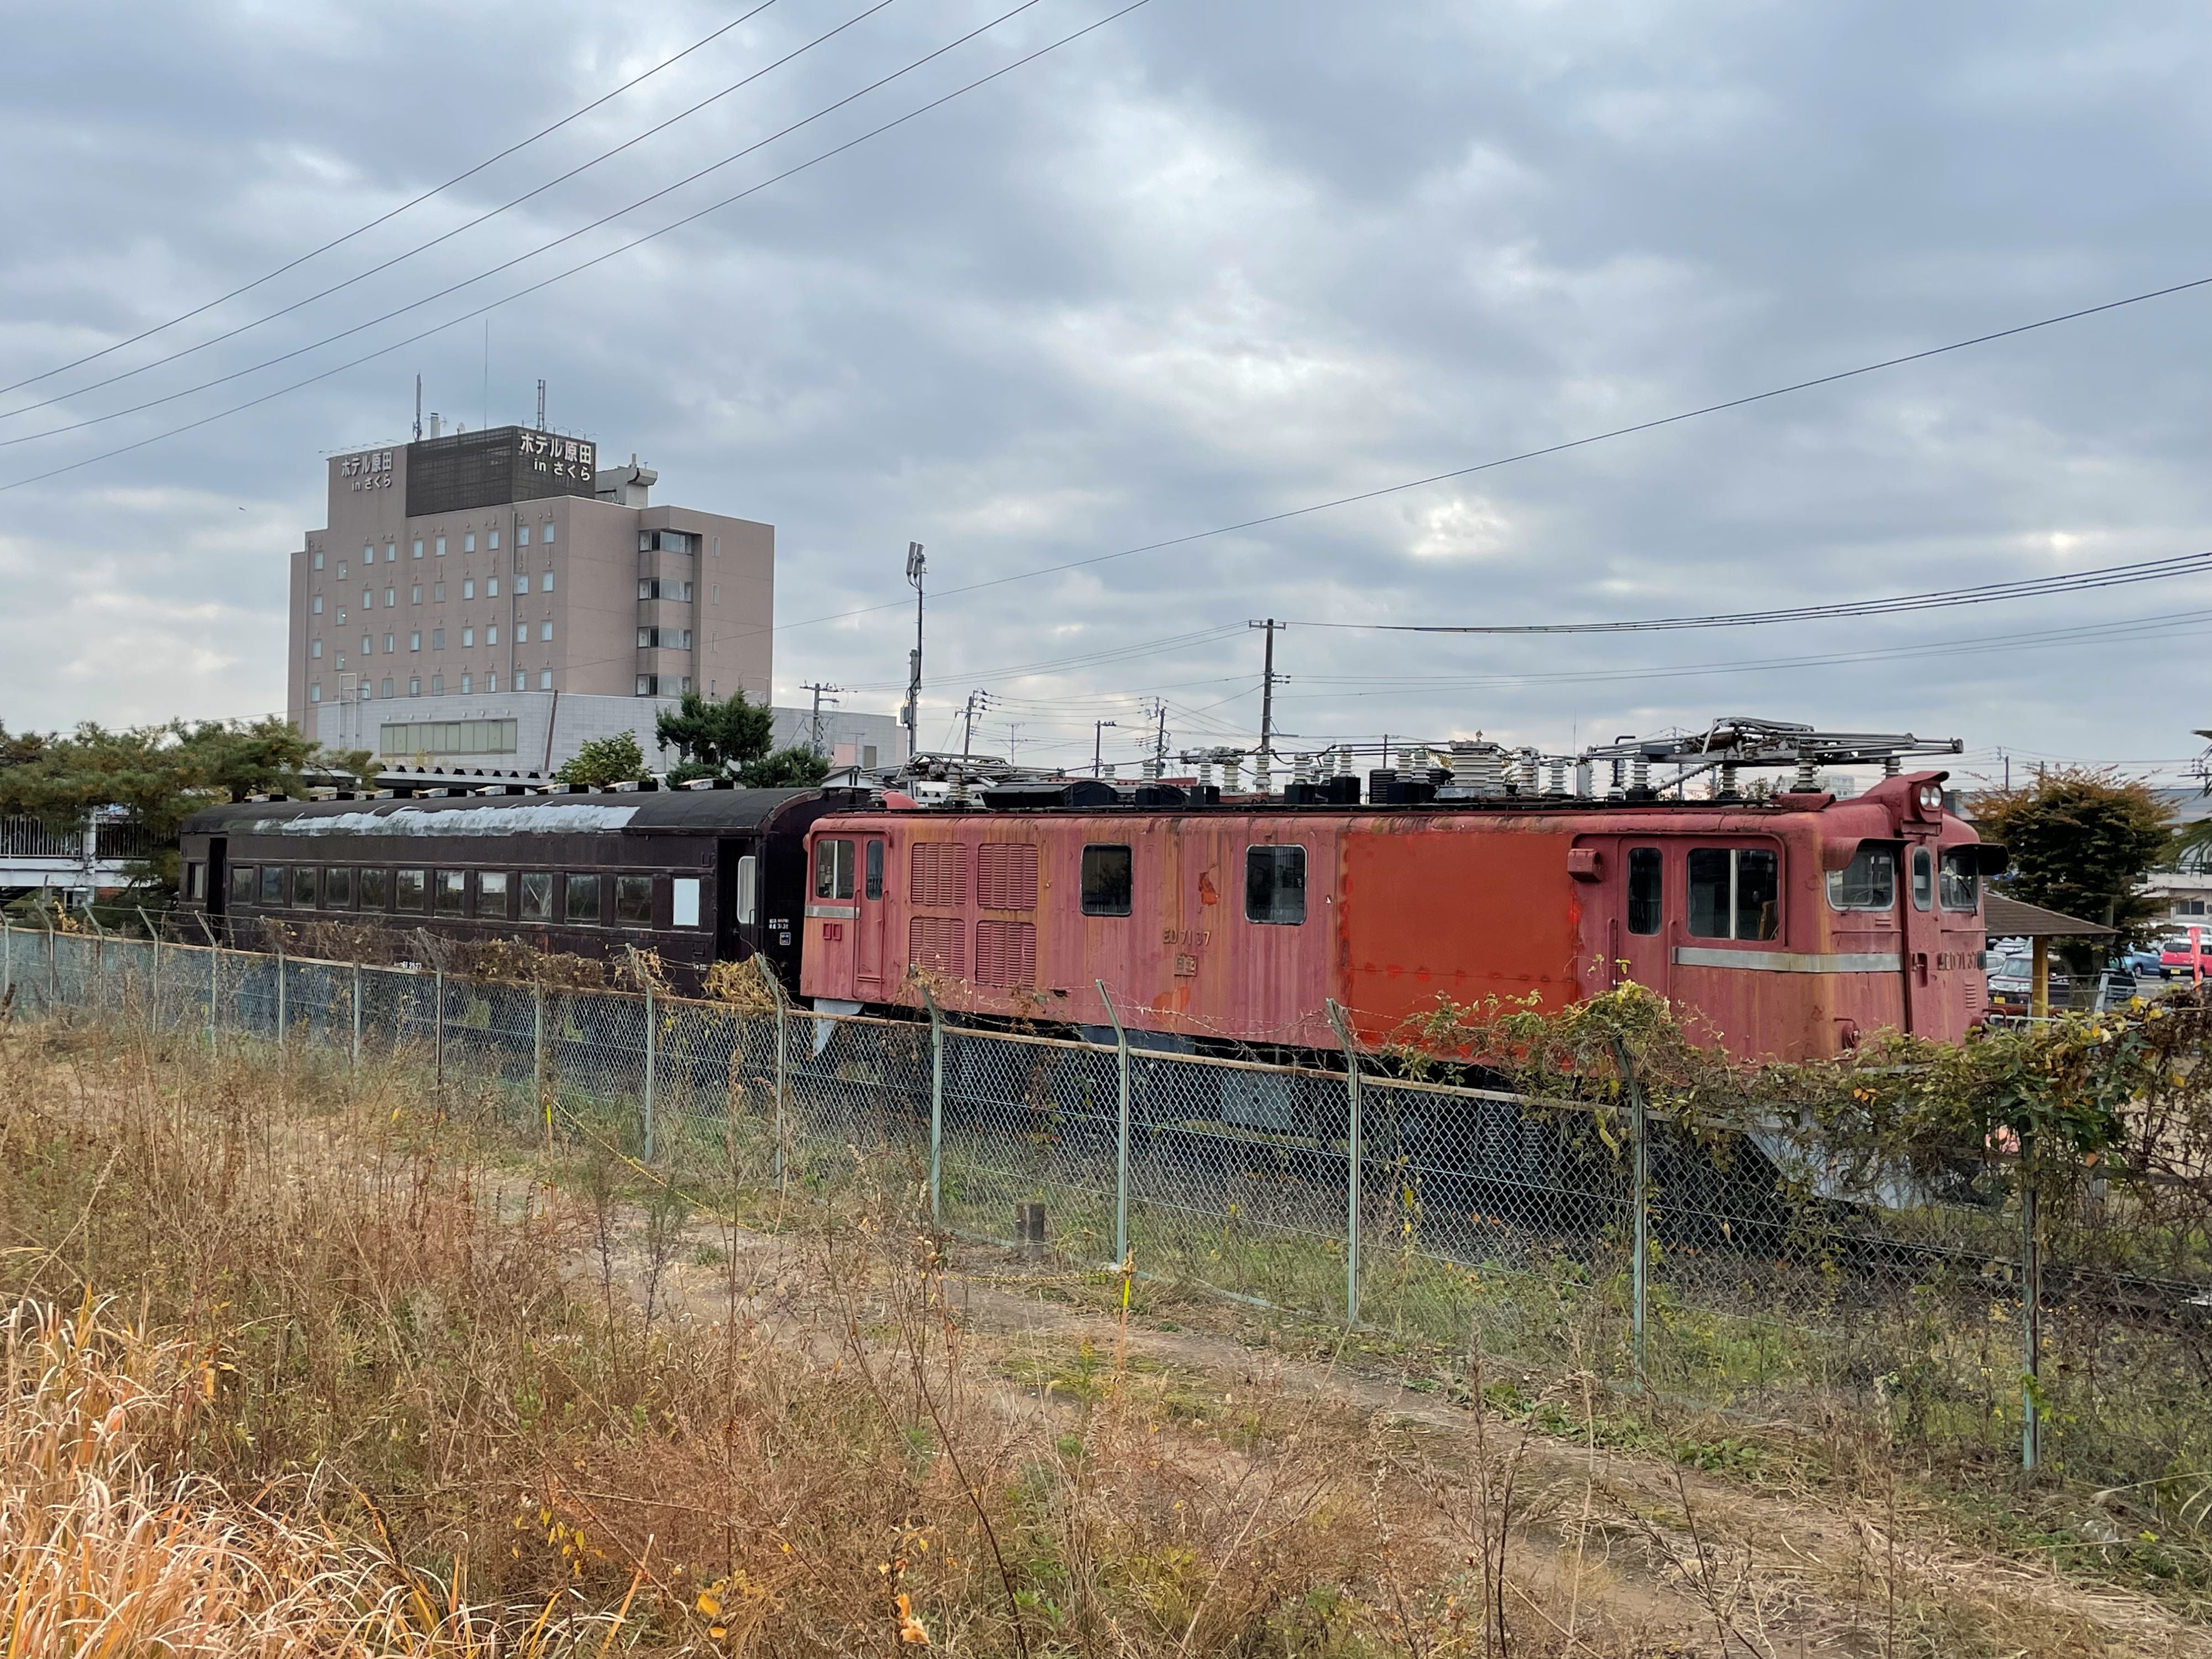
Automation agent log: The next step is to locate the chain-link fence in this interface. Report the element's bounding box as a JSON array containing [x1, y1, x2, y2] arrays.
[[9, 918, 2211, 1492]]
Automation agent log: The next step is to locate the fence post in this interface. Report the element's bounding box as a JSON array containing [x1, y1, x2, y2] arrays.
[[433, 969, 445, 1088], [533, 979, 547, 1140], [764, 968, 791, 1194], [1097, 979, 1132, 1268], [2022, 1142, 2043, 1472], [1326, 999, 1363, 1325], [642, 983, 658, 1164], [48, 920, 58, 1003], [207, 939, 219, 1051], [351, 962, 363, 1073], [137, 909, 161, 1031], [275, 948, 288, 1059], [924, 988, 945, 1225], [1610, 1036, 1651, 1386], [2, 916, 11, 1005]]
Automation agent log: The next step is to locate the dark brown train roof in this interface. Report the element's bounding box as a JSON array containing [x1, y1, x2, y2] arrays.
[[182, 786, 846, 840]]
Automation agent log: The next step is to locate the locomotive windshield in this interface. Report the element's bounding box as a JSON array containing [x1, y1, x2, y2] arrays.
[[1938, 847, 1980, 912]]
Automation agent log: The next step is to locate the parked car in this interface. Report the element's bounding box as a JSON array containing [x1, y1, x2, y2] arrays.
[[2157, 939, 2212, 979], [1987, 955, 2069, 1012], [2121, 945, 2164, 978]]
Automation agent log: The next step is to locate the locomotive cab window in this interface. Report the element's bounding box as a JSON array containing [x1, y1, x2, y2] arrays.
[[476, 871, 509, 918], [1687, 848, 1779, 941], [615, 874, 653, 926], [1082, 844, 1133, 916], [520, 872, 552, 922], [864, 840, 884, 901], [815, 839, 855, 900], [1826, 844, 1897, 912], [358, 868, 388, 910], [1245, 845, 1307, 925], [1938, 847, 1980, 912], [1627, 847, 1662, 935], [1911, 846, 1934, 911], [565, 873, 602, 925], [395, 869, 426, 911], [322, 867, 353, 909]]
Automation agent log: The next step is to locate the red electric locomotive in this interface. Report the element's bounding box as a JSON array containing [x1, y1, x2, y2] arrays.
[[800, 721, 2004, 1063]]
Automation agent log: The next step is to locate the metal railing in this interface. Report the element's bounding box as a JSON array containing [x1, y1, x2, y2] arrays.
[[6, 917, 2208, 1490]]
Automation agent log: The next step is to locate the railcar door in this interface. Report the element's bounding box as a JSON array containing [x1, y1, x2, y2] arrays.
[[1900, 838, 1942, 1035], [855, 836, 886, 988], [1576, 836, 1671, 999]]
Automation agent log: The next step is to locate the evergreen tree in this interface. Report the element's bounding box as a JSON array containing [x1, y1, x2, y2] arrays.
[[554, 732, 649, 789], [1974, 767, 2174, 959]]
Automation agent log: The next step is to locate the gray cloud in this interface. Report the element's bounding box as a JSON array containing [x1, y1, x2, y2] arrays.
[[5, 0, 2211, 782]]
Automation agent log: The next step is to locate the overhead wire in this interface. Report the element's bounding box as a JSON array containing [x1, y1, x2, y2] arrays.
[[0, 0, 788, 401], [0, 0, 1154, 494], [0, 0, 1041, 450]]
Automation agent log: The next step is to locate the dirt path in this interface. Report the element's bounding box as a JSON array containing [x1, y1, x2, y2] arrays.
[[553, 1188, 2212, 1659]]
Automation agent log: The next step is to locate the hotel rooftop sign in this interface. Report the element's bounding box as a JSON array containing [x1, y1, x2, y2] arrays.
[[403, 426, 598, 517]]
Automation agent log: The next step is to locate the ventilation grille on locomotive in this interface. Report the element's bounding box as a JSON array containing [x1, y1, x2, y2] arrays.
[[910, 843, 967, 907], [974, 920, 1037, 988], [975, 842, 1039, 910], [909, 916, 967, 978]]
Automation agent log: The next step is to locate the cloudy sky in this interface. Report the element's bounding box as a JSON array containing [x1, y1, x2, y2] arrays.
[[5, 0, 2212, 784]]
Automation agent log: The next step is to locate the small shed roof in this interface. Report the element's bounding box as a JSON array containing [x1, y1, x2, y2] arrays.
[[1984, 894, 2117, 940]]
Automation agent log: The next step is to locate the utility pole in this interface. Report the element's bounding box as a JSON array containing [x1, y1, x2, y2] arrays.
[[1005, 722, 1022, 764], [1248, 618, 1284, 792], [536, 378, 547, 429], [1141, 697, 1168, 779], [961, 689, 992, 758], [902, 542, 926, 758], [801, 681, 842, 758], [1093, 719, 1118, 778]]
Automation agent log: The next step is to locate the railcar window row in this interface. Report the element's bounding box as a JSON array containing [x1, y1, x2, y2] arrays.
[[217, 863, 698, 928], [814, 839, 1310, 926]]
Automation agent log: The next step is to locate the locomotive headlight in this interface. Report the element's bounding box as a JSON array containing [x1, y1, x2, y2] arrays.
[[1917, 783, 1943, 813]]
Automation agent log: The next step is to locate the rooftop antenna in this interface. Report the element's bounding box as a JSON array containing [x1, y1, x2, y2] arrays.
[[413, 374, 422, 441], [536, 378, 546, 430]]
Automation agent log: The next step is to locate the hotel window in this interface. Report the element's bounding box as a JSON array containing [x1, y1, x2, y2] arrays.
[[712, 585, 718, 603], [384, 633, 395, 653], [410, 584, 422, 604], [310, 639, 322, 659], [409, 632, 421, 651], [539, 670, 552, 689], [463, 579, 475, 599], [309, 683, 322, 703], [430, 674, 444, 695], [412, 540, 423, 559], [463, 532, 475, 553], [336, 654, 346, 669], [384, 587, 395, 607], [518, 525, 531, 546], [487, 671, 498, 691], [461, 627, 474, 647], [336, 562, 346, 578], [539, 621, 553, 641], [488, 528, 500, 550], [460, 674, 472, 694], [542, 571, 554, 591], [432, 581, 445, 602], [487, 577, 499, 597], [312, 550, 324, 570], [408, 677, 420, 696], [486, 624, 498, 645], [380, 677, 393, 697], [361, 634, 372, 655], [435, 536, 446, 556], [363, 588, 374, 609], [311, 595, 322, 614], [431, 629, 444, 649], [362, 544, 373, 563], [515, 573, 529, 593], [544, 523, 556, 544]]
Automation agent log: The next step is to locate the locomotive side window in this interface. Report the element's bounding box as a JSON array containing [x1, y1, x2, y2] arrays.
[[358, 868, 389, 910], [1687, 848, 1779, 941], [476, 872, 509, 918], [259, 866, 284, 905], [1825, 844, 1896, 912], [520, 872, 552, 922], [1082, 844, 1133, 916], [734, 856, 758, 925], [1910, 846, 1934, 911], [615, 875, 654, 926], [323, 867, 353, 909], [865, 840, 884, 901], [672, 878, 701, 928], [1626, 847, 1662, 935], [229, 866, 254, 905], [566, 873, 603, 924], [1245, 845, 1307, 925], [1938, 847, 1980, 912], [815, 839, 855, 900], [395, 869, 426, 911], [436, 871, 466, 915], [291, 866, 317, 908]]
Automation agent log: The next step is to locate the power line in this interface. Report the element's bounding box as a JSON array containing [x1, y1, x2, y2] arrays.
[[0, 0, 1032, 451], [0, 0, 787, 403], [770, 270, 2212, 635], [1285, 547, 2212, 635], [0, 0, 1154, 495]]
